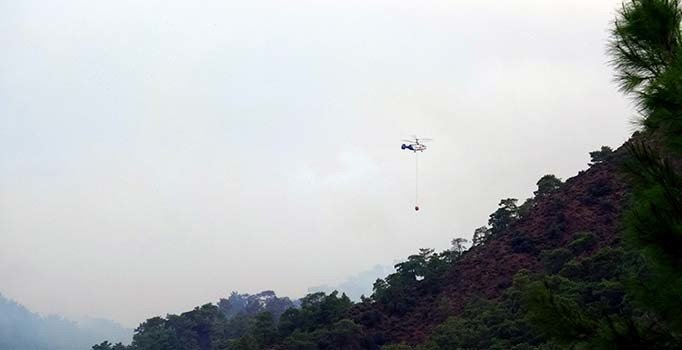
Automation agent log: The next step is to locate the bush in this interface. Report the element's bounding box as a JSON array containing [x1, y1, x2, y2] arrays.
[[539, 248, 572, 274], [567, 232, 597, 254]]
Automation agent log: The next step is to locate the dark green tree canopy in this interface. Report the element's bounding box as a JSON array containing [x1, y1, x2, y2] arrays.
[[471, 226, 492, 246], [589, 146, 614, 165], [534, 174, 563, 198], [610, 0, 682, 336], [92, 341, 127, 350], [450, 238, 469, 257], [610, 0, 682, 147], [488, 198, 520, 233]]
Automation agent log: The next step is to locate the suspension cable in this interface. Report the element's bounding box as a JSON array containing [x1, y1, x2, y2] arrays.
[[415, 152, 419, 207]]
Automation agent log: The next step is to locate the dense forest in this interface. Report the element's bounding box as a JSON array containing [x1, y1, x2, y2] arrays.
[[91, 0, 682, 349]]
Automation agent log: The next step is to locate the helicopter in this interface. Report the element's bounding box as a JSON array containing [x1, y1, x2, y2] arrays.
[[401, 136, 432, 211], [401, 136, 432, 152]]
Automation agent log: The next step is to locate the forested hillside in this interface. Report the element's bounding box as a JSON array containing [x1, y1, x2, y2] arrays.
[[90, 0, 682, 349], [90, 134, 670, 350], [354, 140, 631, 346]]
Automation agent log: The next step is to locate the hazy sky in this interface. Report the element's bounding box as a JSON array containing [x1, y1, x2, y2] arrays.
[[1, 0, 635, 327]]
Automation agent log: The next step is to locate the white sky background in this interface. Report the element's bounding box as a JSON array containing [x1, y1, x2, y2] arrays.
[[0, 0, 635, 327]]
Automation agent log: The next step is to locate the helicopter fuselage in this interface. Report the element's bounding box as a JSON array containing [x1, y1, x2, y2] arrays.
[[401, 143, 427, 152]]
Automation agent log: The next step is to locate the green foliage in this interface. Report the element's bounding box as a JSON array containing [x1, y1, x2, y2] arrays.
[[623, 143, 682, 332], [223, 314, 252, 340], [524, 245, 681, 349], [568, 233, 598, 256], [518, 198, 534, 219], [539, 248, 572, 274], [252, 312, 276, 346], [92, 341, 127, 350], [92, 341, 112, 350], [428, 316, 490, 349], [228, 335, 259, 350], [410, 230, 682, 350], [508, 6, 682, 339], [218, 290, 295, 322], [299, 291, 353, 329], [558, 247, 628, 282], [119, 291, 364, 350], [590, 146, 615, 165], [449, 237, 469, 258], [523, 277, 600, 347], [403, 273, 544, 350], [489, 198, 520, 233], [477, 194, 536, 246], [610, 0, 682, 150], [371, 248, 453, 315], [609, 0, 682, 338], [472, 225, 492, 246], [624, 144, 682, 265], [534, 175, 563, 198], [281, 330, 317, 350], [540, 232, 596, 277], [279, 319, 367, 350], [316, 319, 364, 350], [276, 291, 369, 349], [609, 0, 681, 95], [131, 317, 181, 350]]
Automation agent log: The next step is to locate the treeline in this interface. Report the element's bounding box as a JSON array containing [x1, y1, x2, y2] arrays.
[[93, 162, 594, 350], [89, 147, 676, 350], [92, 291, 365, 350]]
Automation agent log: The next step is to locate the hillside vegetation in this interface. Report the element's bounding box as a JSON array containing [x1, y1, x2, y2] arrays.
[[91, 1, 682, 349]]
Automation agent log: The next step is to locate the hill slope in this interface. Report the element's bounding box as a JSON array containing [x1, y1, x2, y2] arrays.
[[355, 139, 631, 344], [110, 138, 638, 350]]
